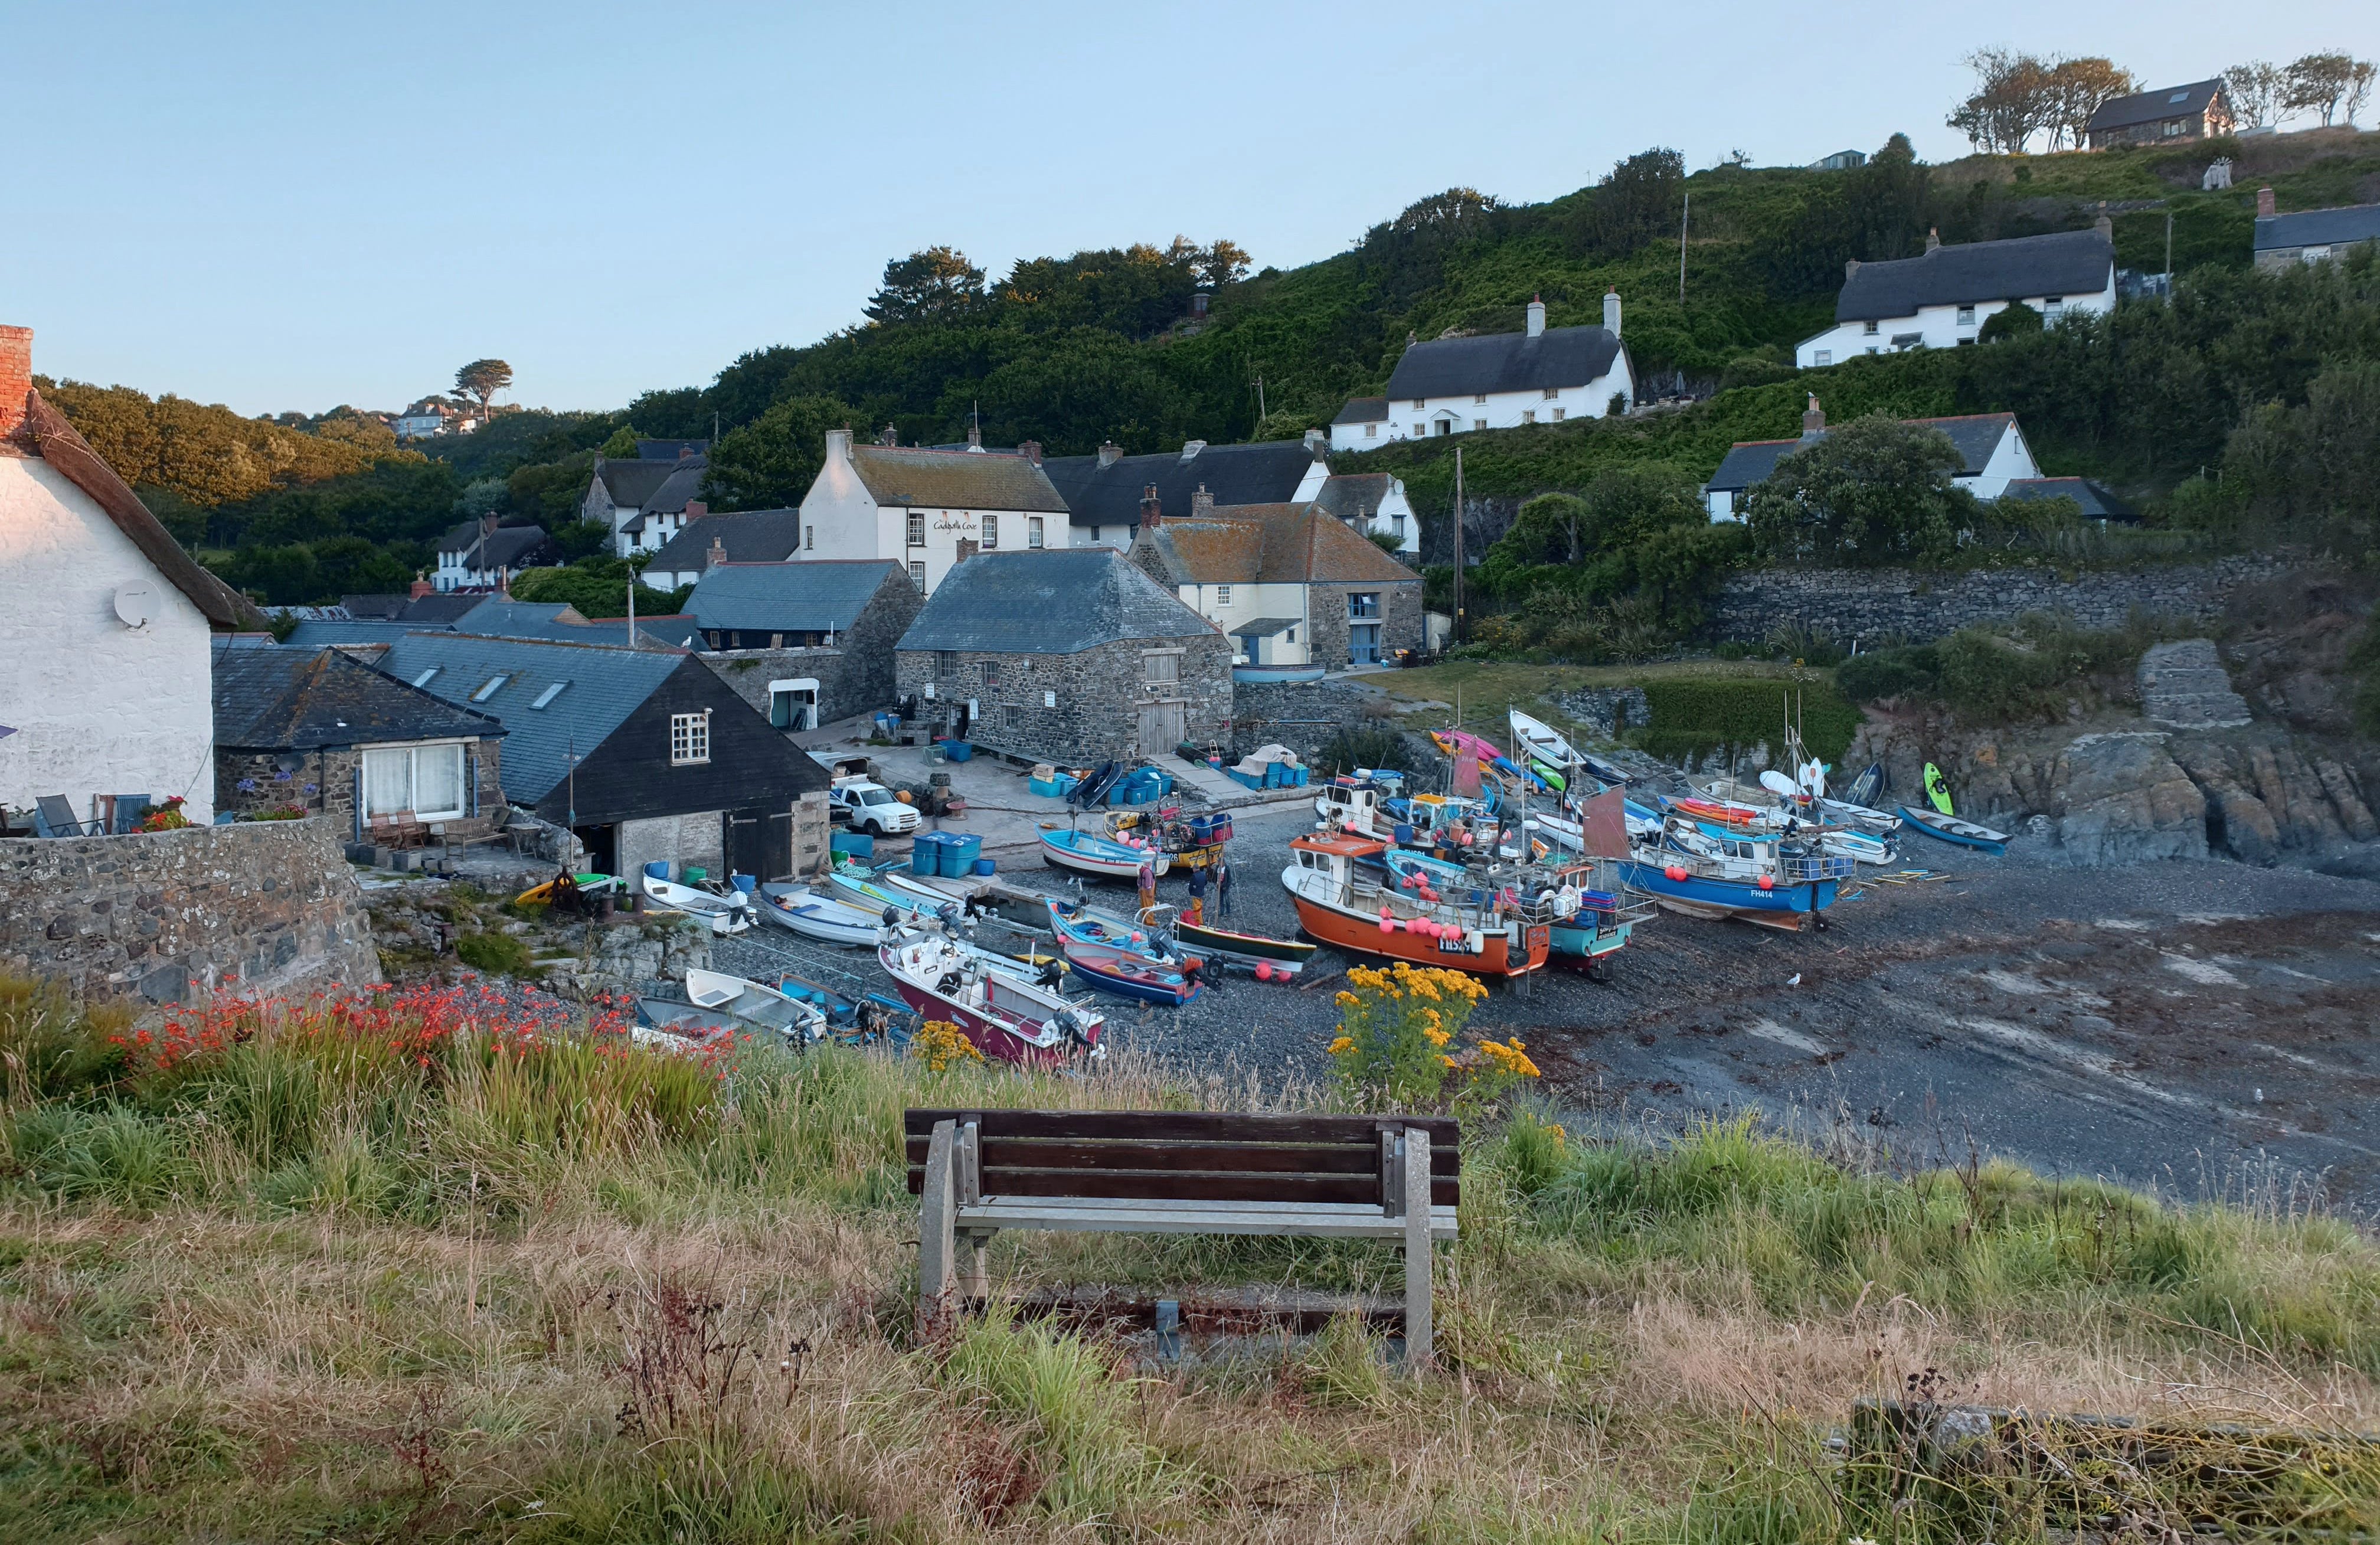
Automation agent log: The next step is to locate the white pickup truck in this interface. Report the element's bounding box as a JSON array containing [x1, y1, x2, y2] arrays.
[[831, 778, 920, 837]]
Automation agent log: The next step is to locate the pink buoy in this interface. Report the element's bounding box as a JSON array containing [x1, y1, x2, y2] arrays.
[[1758, 875, 1775, 891], [1378, 911, 1394, 933], [1129, 931, 1145, 943], [1254, 961, 1273, 981], [1665, 864, 1688, 883]]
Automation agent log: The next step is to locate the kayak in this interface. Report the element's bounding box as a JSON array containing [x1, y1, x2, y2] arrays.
[[1898, 805, 2010, 854]]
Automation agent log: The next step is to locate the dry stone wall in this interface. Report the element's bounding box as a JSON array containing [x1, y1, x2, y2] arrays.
[[1712, 556, 2293, 645], [0, 817, 379, 1003]]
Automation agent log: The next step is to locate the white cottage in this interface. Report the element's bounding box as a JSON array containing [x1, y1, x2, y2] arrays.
[[1795, 224, 2116, 368], [0, 326, 261, 827], [797, 430, 1070, 595], [1701, 399, 2042, 522], [1329, 294, 1636, 452]]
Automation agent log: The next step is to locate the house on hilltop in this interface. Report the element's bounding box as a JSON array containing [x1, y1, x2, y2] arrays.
[[2254, 189, 2380, 272], [1130, 497, 1423, 673], [1794, 223, 2116, 368], [893, 548, 1230, 763], [1328, 294, 1636, 451], [2, 325, 264, 828], [1701, 398, 2042, 521], [2085, 80, 2233, 150], [798, 430, 1069, 595], [684, 558, 921, 731], [581, 441, 711, 560]]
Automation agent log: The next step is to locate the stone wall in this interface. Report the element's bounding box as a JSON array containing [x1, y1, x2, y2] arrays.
[[1555, 686, 1650, 737], [1228, 677, 1421, 764], [1711, 556, 2293, 645], [618, 811, 727, 884], [0, 817, 379, 1004], [1305, 580, 1425, 667], [215, 740, 505, 841], [894, 632, 1234, 765], [695, 571, 920, 729]]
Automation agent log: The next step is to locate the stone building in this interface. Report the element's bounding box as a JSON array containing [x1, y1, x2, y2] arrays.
[[685, 559, 922, 730], [894, 548, 1231, 763], [2252, 191, 2380, 272], [211, 642, 508, 840], [1130, 495, 1424, 671]]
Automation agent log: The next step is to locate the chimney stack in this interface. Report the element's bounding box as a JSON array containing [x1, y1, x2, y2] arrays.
[[480, 510, 499, 538], [1017, 439, 1042, 465], [1801, 394, 1826, 439], [1925, 227, 1941, 254], [0, 325, 31, 442], [1303, 427, 1327, 458], [1096, 440, 1123, 468], [1191, 484, 1215, 518], [1601, 289, 1621, 338], [684, 499, 708, 520], [409, 577, 434, 600], [824, 426, 851, 463], [1845, 258, 1861, 282], [705, 535, 726, 569], [1526, 294, 1546, 338], [1139, 483, 1162, 530], [2257, 185, 2276, 218], [2094, 210, 2113, 240], [878, 423, 897, 447], [965, 424, 982, 450]]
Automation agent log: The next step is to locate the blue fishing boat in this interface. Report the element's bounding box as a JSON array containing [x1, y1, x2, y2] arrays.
[[1897, 806, 2010, 854], [1057, 937, 1203, 1005], [1231, 662, 1326, 684], [827, 862, 959, 920], [1043, 897, 1184, 965], [1619, 815, 1853, 931], [1040, 827, 1172, 881]]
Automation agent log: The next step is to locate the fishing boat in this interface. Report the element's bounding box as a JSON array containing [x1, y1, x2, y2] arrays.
[[1509, 710, 1593, 792], [1039, 825, 1171, 881], [632, 998, 739, 1051], [1170, 916, 1316, 979], [1054, 936, 1202, 1005], [827, 862, 968, 922], [1525, 860, 1652, 963], [1044, 897, 1185, 964], [1385, 791, 1499, 850], [684, 968, 829, 1045], [756, 883, 884, 946], [1616, 814, 1852, 930], [877, 930, 1105, 1065], [1231, 661, 1326, 684], [1380, 846, 1476, 894], [1281, 831, 1551, 977], [1898, 805, 2010, 854], [1313, 774, 1400, 839], [640, 873, 754, 935]]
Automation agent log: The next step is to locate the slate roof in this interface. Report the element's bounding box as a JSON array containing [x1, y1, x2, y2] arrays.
[[212, 644, 506, 752], [282, 619, 430, 651], [1999, 476, 2137, 521], [395, 593, 487, 623], [635, 439, 710, 462], [2087, 80, 2225, 133], [643, 463, 708, 517], [1332, 396, 1390, 426], [1704, 414, 2019, 493], [1383, 324, 1624, 400], [375, 632, 687, 803], [686, 560, 903, 635], [647, 509, 803, 572], [2255, 203, 2380, 252], [896, 549, 1215, 655], [1836, 230, 2113, 322], [1039, 440, 1322, 531], [450, 598, 692, 651], [1136, 504, 1419, 588], [436, 519, 554, 568], [592, 457, 687, 510], [1312, 472, 1396, 522], [846, 445, 1068, 513]]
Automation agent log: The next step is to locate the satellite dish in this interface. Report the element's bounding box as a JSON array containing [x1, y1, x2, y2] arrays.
[[113, 584, 159, 629], [1759, 769, 1799, 799]]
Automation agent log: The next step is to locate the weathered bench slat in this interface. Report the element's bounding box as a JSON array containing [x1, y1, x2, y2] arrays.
[[958, 1197, 1460, 1242], [940, 1170, 1459, 1207], [903, 1136, 1462, 1178], [901, 1109, 1459, 1146]]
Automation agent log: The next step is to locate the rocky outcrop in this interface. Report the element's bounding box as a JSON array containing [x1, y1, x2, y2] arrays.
[[2139, 640, 2252, 729], [2047, 733, 2208, 864], [542, 917, 711, 1003]]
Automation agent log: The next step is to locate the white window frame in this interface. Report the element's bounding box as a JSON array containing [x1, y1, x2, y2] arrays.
[[1363, 422, 1377, 438], [981, 512, 999, 550], [1473, 419, 1487, 432], [1028, 515, 1045, 548], [1863, 320, 1879, 335], [1956, 305, 1976, 326], [905, 512, 926, 547], [1521, 409, 1536, 424], [361, 740, 468, 821], [909, 560, 926, 589], [1473, 393, 1488, 405], [669, 711, 711, 767], [1216, 584, 1232, 605], [1812, 351, 1830, 367], [1551, 406, 1567, 421]]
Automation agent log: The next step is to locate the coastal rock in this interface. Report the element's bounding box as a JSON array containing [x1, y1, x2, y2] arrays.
[[2166, 741, 2280, 865], [2046, 732, 2207, 865], [2138, 639, 2253, 729]]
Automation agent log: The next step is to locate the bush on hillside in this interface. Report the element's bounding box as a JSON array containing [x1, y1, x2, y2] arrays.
[[1744, 414, 1976, 566], [1836, 613, 2190, 724], [1627, 675, 1862, 763]]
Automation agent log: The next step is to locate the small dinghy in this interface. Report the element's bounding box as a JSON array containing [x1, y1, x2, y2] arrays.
[[1057, 936, 1202, 1005], [757, 883, 884, 946], [632, 997, 738, 1052], [1040, 826, 1171, 881], [1897, 805, 2010, 854], [640, 873, 754, 935], [1509, 709, 1588, 791], [685, 967, 829, 1044], [1171, 916, 1316, 979], [1044, 897, 1185, 965]]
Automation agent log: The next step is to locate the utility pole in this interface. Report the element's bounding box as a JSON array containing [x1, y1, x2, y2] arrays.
[[1679, 190, 1691, 304], [2164, 208, 2174, 283], [1451, 447, 1466, 646], [1253, 374, 1266, 424], [626, 569, 636, 651]]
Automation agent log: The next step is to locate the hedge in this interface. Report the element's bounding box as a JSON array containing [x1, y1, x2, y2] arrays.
[[1628, 677, 1862, 765]]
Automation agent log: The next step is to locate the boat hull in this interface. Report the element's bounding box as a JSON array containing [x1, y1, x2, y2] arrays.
[[1171, 919, 1315, 975], [878, 938, 1101, 1066], [757, 886, 882, 946], [1616, 860, 1837, 929], [1549, 916, 1637, 960], [1040, 829, 1171, 880], [1232, 663, 1325, 684], [1285, 890, 1548, 977], [1897, 806, 2009, 854], [1059, 940, 1202, 1005]]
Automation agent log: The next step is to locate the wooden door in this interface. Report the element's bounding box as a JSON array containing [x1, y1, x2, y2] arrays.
[[1137, 701, 1185, 754]]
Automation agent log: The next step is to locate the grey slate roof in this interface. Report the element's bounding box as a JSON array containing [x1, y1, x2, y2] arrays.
[[1999, 476, 2137, 521], [2087, 80, 2224, 133], [846, 445, 1069, 513], [686, 560, 903, 635], [212, 644, 506, 752], [1704, 414, 2019, 493], [593, 458, 686, 509], [1382, 324, 1623, 400], [896, 549, 1217, 655], [643, 463, 708, 516], [2255, 203, 2380, 252], [647, 509, 803, 571], [1836, 230, 2113, 322], [395, 593, 488, 624], [1039, 440, 1322, 531], [635, 439, 710, 462], [283, 619, 434, 650], [450, 598, 692, 651], [375, 633, 686, 803], [1312, 472, 1395, 522], [435, 519, 555, 569], [1332, 396, 1390, 426]]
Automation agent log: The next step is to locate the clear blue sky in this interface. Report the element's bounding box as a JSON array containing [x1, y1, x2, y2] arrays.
[[6, 1, 2372, 417]]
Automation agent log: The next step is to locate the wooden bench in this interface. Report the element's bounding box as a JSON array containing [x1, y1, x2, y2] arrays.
[[904, 1109, 1459, 1361]]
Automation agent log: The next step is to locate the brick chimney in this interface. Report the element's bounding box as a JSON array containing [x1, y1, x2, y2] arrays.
[[1802, 394, 1826, 439], [1302, 427, 1327, 458], [1925, 226, 1941, 254], [0, 325, 31, 442], [1602, 289, 1621, 338], [706, 535, 727, 569], [1526, 294, 1546, 338], [2257, 185, 2276, 218], [409, 577, 434, 599], [684, 499, 708, 520], [1097, 440, 1123, 468], [1016, 439, 1042, 465], [1191, 484, 1215, 518], [1140, 483, 1162, 530]]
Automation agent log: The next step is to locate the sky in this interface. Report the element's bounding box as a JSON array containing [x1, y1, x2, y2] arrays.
[[5, 1, 2374, 417]]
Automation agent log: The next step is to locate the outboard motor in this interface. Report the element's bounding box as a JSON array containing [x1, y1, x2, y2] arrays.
[[1036, 956, 1067, 991]]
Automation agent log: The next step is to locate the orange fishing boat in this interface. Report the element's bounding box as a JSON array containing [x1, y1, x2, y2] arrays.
[[1279, 831, 1550, 978]]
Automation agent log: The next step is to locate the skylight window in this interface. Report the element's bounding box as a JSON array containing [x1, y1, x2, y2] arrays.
[[411, 668, 440, 688], [2169, 91, 2189, 103], [471, 674, 509, 702], [531, 682, 568, 710]]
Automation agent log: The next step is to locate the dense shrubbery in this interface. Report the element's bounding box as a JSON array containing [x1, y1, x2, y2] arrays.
[[1836, 612, 2191, 724], [1629, 675, 1863, 763]]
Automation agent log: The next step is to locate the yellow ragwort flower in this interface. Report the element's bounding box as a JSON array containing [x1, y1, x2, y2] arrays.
[[1327, 1036, 1355, 1055], [1424, 1027, 1450, 1047]]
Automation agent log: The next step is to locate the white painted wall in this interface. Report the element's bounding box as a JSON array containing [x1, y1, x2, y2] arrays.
[[1795, 272, 2116, 368], [1329, 357, 1636, 453], [0, 457, 217, 821], [1364, 476, 1420, 554], [1176, 580, 1311, 664], [797, 439, 1050, 593]]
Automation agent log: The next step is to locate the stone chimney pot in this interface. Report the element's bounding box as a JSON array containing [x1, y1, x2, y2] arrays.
[[1526, 295, 1546, 338], [0, 325, 28, 442], [2257, 185, 2276, 218], [1016, 439, 1043, 465], [1096, 440, 1123, 468], [1602, 289, 1621, 338], [1190, 484, 1215, 518], [1801, 394, 1826, 439], [1139, 483, 1162, 530], [1925, 227, 1941, 253], [706, 536, 726, 569]]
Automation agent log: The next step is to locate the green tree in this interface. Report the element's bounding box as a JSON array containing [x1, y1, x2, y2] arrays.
[[2283, 52, 2377, 126], [1978, 300, 2044, 343], [453, 476, 509, 520], [702, 395, 854, 509], [454, 358, 514, 420], [1579, 148, 1684, 257], [866, 247, 987, 326], [598, 424, 643, 459], [1744, 414, 1973, 566], [2225, 61, 2289, 127]]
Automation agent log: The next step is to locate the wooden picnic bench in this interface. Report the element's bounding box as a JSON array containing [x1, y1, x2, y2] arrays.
[[904, 1109, 1459, 1361]]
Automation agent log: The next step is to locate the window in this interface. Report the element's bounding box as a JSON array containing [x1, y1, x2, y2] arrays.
[[1413, 424, 1426, 436], [1812, 351, 1831, 367], [1411, 399, 1424, 410], [1364, 422, 1377, 438], [362, 743, 466, 821], [1862, 320, 1879, 335], [669, 711, 710, 766], [1143, 651, 1180, 684], [805, 525, 815, 550], [1216, 584, 1232, 605], [470, 674, 507, 703], [1286, 627, 1296, 644], [1957, 305, 1976, 326], [1521, 410, 1536, 424], [981, 513, 999, 550], [1473, 419, 1487, 432], [981, 659, 1001, 690], [1004, 704, 1023, 730], [936, 651, 956, 677], [1043, 690, 1057, 708], [909, 560, 926, 589], [2044, 296, 2064, 321], [1542, 386, 1559, 400], [1866, 346, 1881, 355], [530, 682, 567, 710], [2301, 246, 2332, 264], [410, 667, 439, 688], [1473, 393, 1488, 405], [906, 512, 925, 546], [1028, 515, 1045, 548], [1551, 406, 1567, 422], [1348, 592, 1380, 619]]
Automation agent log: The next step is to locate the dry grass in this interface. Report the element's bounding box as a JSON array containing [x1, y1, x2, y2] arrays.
[[4, 983, 2379, 1541]]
